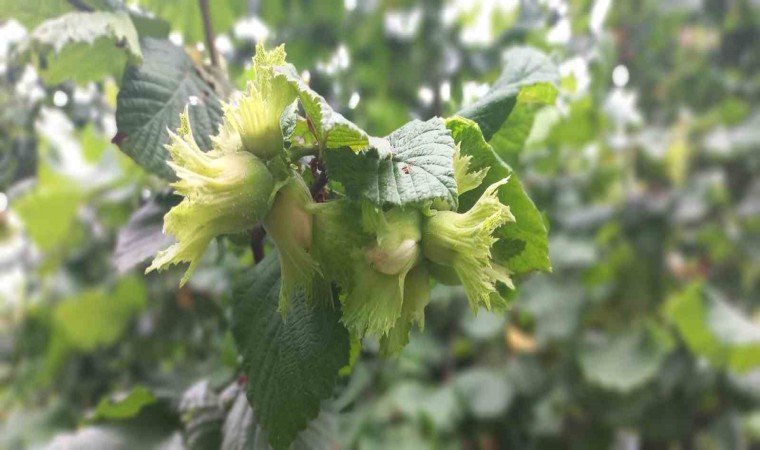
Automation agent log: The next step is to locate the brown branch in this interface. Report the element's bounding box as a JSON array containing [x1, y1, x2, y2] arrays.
[[199, 0, 220, 68], [310, 170, 328, 201], [250, 224, 266, 263]]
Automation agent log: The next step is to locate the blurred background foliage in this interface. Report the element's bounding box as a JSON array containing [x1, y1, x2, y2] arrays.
[[0, 0, 759, 449]]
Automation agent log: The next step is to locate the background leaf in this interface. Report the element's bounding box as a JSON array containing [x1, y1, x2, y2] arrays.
[[24, 11, 142, 85], [667, 283, 760, 373], [135, 0, 246, 43], [579, 325, 674, 392], [92, 387, 157, 421], [112, 190, 180, 273]]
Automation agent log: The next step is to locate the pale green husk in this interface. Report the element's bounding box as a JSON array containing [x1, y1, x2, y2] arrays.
[[224, 44, 296, 160], [146, 112, 275, 285], [422, 178, 516, 311], [264, 177, 330, 316]]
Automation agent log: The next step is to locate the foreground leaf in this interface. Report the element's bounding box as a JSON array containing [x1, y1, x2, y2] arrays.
[[446, 116, 550, 274], [232, 252, 349, 450], [324, 118, 458, 208], [457, 46, 558, 142], [275, 65, 369, 151], [222, 390, 338, 450], [115, 38, 224, 178], [489, 83, 558, 165]]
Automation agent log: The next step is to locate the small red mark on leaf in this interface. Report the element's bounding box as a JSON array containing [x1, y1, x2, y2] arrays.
[[111, 131, 127, 146]]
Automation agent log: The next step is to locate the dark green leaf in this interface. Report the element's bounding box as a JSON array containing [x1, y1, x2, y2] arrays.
[[457, 47, 558, 142], [232, 252, 349, 450], [489, 82, 558, 165], [115, 38, 224, 178]]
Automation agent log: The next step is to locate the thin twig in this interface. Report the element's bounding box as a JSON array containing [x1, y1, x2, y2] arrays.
[[199, 0, 220, 68], [310, 171, 329, 201], [250, 224, 266, 263]]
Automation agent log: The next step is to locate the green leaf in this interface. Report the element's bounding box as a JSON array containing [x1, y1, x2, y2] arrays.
[[26, 11, 142, 85], [222, 391, 338, 450], [666, 283, 760, 373], [136, 0, 246, 43], [231, 252, 349, 450], [53, 277, 147, 352], [128, 10, 171, 39], [457, 46, 559, 142], [324, 118, 458, 208], [446, 116, 550, 274], [579, 325, 674, 393], [275, 65, 369, 151], [489, 82, 558, 165], [0, 0, 73, 29], [115, 38, 224, 178], [13, 171, 84, 252], [92, 387, 157, 421], [43, 277, 147, 381]]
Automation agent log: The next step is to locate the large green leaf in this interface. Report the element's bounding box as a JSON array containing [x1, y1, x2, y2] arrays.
[[275, 65, 369, 151], [489, 83, 558, 165], [446, 116, 550, 274], [231, 252, 349, 450], [115, 38, 224, 178], [136, 0, 246, 43], [666, 283, 760, 373], [324, 118, 458, 208], [457, 46, 559, 142], [25, 11, 142, 85], [222, 391, 338, 450], [579, 325, 674, 393]]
